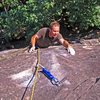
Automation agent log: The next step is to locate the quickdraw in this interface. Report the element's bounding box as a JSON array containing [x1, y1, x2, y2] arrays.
[[39, 64, 60, 86], [21, 48, 61, 100]]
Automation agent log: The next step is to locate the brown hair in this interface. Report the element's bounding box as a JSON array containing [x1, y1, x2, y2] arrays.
[[50, 21, 60, 29]]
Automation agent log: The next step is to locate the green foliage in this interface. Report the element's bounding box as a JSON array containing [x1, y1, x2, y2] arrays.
[[0, 0, 100, 41], [92, 5, 100, 27], [62, 0, 100, 30], [0, 0, 57, 40]]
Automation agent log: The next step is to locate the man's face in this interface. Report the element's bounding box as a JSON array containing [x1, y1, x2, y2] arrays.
[[51, 25, 60, 37]]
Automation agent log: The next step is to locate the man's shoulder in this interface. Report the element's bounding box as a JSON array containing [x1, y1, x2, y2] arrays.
[[57, 33, 63, 39], [37, 27, 50, 37], [39, 27, 50, 32]]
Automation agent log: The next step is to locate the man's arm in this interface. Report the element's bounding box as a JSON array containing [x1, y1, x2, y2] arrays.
[[31, 34, 38, 47], [29, 34, 39, 52], [59, 38, 75, 55]]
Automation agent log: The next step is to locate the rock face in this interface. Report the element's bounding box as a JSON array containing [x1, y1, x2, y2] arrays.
[[0, 41, 100, 100]]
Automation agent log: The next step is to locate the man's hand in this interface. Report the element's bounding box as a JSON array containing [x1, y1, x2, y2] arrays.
[[29, 46, 35, 53], [67, 46, 75, 55]]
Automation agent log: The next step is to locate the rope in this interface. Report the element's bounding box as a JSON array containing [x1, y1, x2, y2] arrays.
[[21, 64, 38, 100], [30, 48, 40, 100]]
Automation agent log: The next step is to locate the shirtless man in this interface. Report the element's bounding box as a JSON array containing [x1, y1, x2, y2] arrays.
[[29, 21, 75, 55]]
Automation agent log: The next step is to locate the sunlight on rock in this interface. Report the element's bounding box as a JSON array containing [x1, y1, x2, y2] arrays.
[[19, 75, 35, 87], [50, 52, 67, 81], [9, 68, 33, 80], [82, 46, 93, 50], [64, 80, 71, 85]]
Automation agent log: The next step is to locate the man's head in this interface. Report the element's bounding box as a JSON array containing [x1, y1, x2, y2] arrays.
[[50, 21, 60, 37]]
